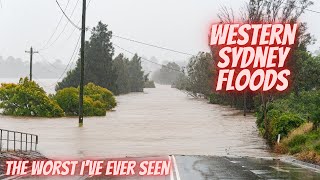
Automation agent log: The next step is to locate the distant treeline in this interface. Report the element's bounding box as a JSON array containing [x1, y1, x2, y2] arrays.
[[0, 56, 66, 79], [152, 62, 182, 85]]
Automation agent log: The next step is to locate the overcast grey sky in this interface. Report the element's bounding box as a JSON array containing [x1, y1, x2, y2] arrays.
[[0, 0, 319, 64]]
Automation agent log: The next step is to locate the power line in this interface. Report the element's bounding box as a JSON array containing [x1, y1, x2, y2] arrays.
[[39, 0, 71, 51], [86, 27, 193, 57], [37, 53, 60, 70], [65, 0, 91, 41], [55, 35, 81, 85], [283, 2, 320, 14], [44, 35, 81, 88], [56, 0, 81, 30], [41, 0, 80, 51], [113, 43, 183, 73], [112, 34, 194, 56]]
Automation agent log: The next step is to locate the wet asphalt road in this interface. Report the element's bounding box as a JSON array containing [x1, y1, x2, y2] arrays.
[[81, 155, 320, 180], [174, 155, 320, 180]]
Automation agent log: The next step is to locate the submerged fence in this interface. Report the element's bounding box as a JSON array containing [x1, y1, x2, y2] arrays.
[[0, 129, 38, 152]]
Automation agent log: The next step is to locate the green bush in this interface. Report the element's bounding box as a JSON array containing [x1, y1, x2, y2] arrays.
[[53, 87, 79, 116], [271, 113, 305, 141], [0, 77, 64, 117], [310, 109, 320, 129], [54, 83, 116, 116], [256, 90, 320, 143], [84, 83, 116, 110]]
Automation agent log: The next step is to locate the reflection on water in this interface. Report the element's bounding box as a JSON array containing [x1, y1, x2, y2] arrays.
[[0, 79, 270, 158]]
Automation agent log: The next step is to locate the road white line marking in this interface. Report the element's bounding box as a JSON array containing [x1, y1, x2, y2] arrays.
[[168, 156, 175, 180], [171, 155, 181, 180]]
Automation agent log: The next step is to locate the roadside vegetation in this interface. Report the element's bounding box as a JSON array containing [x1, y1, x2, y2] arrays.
[[54, 83, 116, 116], [0, 77, 64, 117], [0, 78, 116, 117], [172, 0, 320, 164]]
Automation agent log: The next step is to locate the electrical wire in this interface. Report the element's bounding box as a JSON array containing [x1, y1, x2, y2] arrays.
[[44, 35, 81, 88], [113, 43, 183, 73], [37, 53, 60, 70], [66, 0, 91, 40], [56, 0, 81, 30], [86, 27, 193, 57], [112, 34, 194, 56], [39, 0, 71, 51], [41, 0, 81, 51], [86, 27, 186, 72], [283, 1, 320, 14]]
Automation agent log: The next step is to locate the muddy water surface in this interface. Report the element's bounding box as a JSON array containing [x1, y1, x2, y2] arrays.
[[0, 83, 270, 158]]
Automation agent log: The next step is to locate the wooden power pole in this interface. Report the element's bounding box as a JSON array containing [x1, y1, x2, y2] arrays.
[[25, 47, 38, 81], [79, 0, 87, 127]]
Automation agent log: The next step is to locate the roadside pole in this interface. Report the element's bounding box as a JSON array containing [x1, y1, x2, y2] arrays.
[[25, 47, 38, 81], [79, 0, 86, 127]]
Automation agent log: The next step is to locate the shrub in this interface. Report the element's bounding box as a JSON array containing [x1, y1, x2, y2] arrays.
[[310, 109, 320, 130], [53, 87, 79, 116], [256, 90, 320, 143], [270, 113, 305, 141], [84, 83, 116, 110], [0, 77, 64, 117], [54, 83, 116, 116]]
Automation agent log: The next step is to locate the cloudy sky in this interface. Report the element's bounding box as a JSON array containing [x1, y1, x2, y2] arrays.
[[0, 0, 319, 65]]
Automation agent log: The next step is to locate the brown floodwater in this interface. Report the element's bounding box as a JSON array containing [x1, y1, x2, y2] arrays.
[[0, 83, 270, 159]]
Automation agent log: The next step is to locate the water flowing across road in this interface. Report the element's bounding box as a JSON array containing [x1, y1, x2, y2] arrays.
[[0, 84, 270, 159]]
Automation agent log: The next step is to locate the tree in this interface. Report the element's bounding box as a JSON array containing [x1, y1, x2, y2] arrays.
[[113, 53, 131, 94], [56, 22, 116, 92], [152, 62, 181, 85], [187, 52, 213, 97], [128, 54, 144, 92]]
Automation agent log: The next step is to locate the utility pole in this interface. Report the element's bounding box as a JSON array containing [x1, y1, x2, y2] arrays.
[[25, 47, 38, 81], [79, 0, 86, 127]]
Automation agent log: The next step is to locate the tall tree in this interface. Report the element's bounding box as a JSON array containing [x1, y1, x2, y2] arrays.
[[187, 52, 213, 97], [128, 54, 144, 92], [56, 22, 116, 92], [113, 53, 130, 94]]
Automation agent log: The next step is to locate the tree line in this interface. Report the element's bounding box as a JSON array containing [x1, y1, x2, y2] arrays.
[[56, 22, 146, 95]]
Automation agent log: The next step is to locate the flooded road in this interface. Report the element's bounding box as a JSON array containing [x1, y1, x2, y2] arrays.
[[0, 84, 269, 158]]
